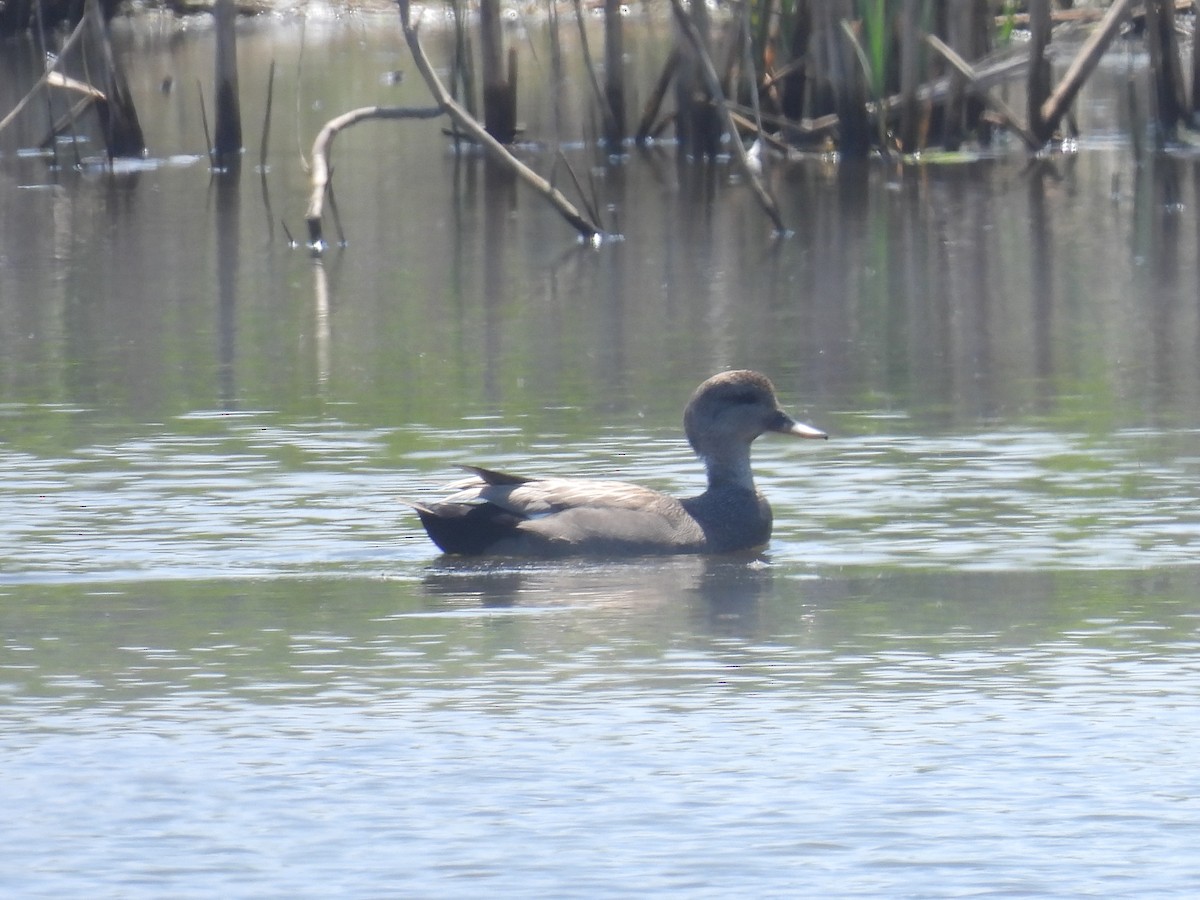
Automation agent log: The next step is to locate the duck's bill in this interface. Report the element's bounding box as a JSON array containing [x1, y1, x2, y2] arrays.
[[775, 415, 828, 439]]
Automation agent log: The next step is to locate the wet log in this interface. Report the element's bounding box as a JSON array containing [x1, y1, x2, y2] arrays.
[[396, 0, 603, 241], [305, 105, 445, 249], [1038, 0, 1132, 140]]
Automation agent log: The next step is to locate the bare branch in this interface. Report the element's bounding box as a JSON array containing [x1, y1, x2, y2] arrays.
[[668, 0, 785, 233], [1039, 0, 1133, 136], [923, 32, 1040, 151], [305, 105, 443, 248], [396, 0, 604, 242]]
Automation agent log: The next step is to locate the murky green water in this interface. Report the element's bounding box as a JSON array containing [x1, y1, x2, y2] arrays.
[[2, 14, 1200, 898]]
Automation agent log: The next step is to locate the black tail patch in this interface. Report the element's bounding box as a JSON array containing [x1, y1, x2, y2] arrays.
[[415, 502, 524, 556]]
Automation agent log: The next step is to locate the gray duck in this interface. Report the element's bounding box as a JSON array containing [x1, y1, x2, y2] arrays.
[[411, 370, 826, 556]]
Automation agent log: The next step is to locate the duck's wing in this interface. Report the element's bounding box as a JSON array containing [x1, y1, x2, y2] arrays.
[[443, 469, 673, 519], [415, 467, 705, 555]]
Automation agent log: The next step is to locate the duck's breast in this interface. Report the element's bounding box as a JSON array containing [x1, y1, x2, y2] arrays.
[[680, 488, 773, 554]]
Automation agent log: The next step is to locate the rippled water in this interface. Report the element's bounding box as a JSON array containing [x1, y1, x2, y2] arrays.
[[3, 410, 1198, 581], [4, 14, 1200, 899], [4, 414, 1199, 896], [5, 565, 1200, 897]]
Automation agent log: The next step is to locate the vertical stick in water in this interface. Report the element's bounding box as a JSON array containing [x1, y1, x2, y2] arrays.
[[260, 59, 275, 171], [84, 0, 145, 158], [260, 60, 277, 242], [603, 0, 626, 150], [479, 0, 515, 142], [1027, 0, 1051, 144], [898, 0, 920, 152], [635, 48, 677, 144], [779, 1, 811, 132], [214, 0, 243, 166], [1127, 76, 1143, 165], [1193, 0, 1200, 121], [1143, 0, 1185, 143], [572, 0, 618, 149], [197, 79, 213, 161], [451, 0, 477, 117]]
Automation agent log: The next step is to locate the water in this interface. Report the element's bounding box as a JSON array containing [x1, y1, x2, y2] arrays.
[[5, 567, 1200, 896], [3, 14, 1200, 897]]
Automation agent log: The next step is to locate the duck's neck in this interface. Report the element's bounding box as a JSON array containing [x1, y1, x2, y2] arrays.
[[699, 445, 756, 493]]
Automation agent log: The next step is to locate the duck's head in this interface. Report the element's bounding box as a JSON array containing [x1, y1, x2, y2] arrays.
[[684, 370, 826, 466]]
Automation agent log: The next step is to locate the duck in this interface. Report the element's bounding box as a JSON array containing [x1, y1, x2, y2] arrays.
[[410, 370, 826, 556]]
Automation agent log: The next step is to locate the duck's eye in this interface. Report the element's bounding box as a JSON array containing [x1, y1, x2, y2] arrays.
[[730, 391, 759, 405]]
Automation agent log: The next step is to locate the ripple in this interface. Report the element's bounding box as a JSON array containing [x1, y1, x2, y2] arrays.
[[2, 419, 1199, 582]]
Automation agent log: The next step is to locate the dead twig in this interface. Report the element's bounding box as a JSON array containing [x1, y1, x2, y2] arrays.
[[260, 58, 276, 171], [197, 79, 214, 161], [668, 0, 785, 233], [571, 0, 619, 146], [923, 32, 1040, 151], [635, 48, 678, 144], [0, 14, 88, 137], [396, 0, 604, 242]]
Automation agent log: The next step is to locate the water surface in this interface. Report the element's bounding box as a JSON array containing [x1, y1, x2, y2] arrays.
[[2, 16, 1200, 898]]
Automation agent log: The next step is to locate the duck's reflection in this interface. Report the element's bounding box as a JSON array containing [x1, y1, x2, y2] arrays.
[[420, 559, 527, 608], [418, 554, 776, 634]]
